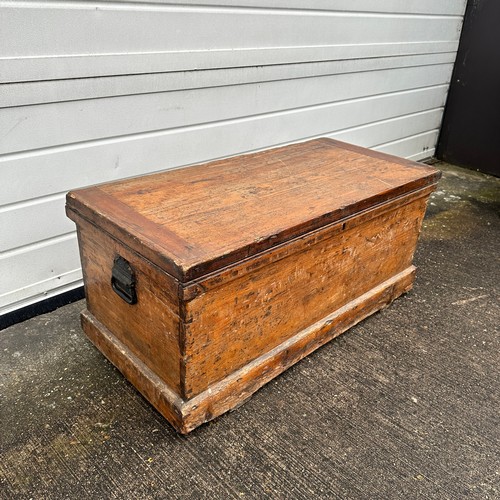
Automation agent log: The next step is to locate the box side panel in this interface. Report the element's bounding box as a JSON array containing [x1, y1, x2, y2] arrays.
[[74, 215, 182, 394], [183, 195, 429, 397]]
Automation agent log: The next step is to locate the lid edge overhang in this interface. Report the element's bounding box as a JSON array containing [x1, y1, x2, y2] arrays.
[[66, 137, 441, 283], [66, 174, 440, 284]]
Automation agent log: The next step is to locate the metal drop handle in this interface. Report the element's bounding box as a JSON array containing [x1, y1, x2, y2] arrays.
[[111, 255, 137, 304]]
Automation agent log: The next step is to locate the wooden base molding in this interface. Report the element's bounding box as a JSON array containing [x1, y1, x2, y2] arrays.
[[81, 266, 415, 434]]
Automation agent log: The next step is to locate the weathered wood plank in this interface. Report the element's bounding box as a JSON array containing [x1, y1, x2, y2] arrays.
[[183, 198, 427, 396], [68, 139, 439, 281], [73, 216, 182, 393], [67, 140, 439, 431], [81, 266, 417, 433]]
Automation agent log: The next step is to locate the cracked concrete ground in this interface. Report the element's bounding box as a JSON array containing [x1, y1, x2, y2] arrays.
[[1, 162, 499, 499]]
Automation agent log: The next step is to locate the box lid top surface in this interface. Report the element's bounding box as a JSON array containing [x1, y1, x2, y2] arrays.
[[67, 139, 440, 282]]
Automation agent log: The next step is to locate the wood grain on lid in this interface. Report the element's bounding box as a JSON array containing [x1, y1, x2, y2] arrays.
[[66, 138, 440, 281]]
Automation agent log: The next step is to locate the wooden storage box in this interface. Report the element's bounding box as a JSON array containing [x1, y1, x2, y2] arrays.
[[66, 139, 440, 433]]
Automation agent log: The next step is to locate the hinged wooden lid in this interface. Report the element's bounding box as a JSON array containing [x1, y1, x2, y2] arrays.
[[66, 138, 440, 283]]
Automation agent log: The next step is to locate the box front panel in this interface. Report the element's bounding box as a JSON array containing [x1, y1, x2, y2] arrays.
[[75, 216, 182, 394], [183, 196, 428, 397]]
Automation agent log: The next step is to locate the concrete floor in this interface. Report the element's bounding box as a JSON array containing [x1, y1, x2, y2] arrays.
[[1, 162, 499, 499]]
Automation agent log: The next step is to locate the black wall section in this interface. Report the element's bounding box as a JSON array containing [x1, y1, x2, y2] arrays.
[[437, 0, 500, 176], [0, 287, 85, 330]]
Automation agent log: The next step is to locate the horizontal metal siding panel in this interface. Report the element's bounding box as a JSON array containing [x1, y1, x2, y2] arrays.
[[329, 109, 443, 151], [0, 2, 464, 82], [1, 4, 463, 58], [0, 197, 73, 253], [0, 234, 81, 298], [2, 41, 460, 83], [0, 64, 453, 156], [0, 0, 467, 315], [0, 269, 83, 314], [1, 52, 456, 108], [1, 85, 449, 207], [91, 0, 467, 16], [374, 130, 440, 158]]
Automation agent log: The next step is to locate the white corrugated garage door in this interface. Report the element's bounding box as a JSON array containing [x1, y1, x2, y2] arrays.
[[0, 0, 466, 316]]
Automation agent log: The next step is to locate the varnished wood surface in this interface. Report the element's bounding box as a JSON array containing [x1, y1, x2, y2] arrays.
[[66, 139, 439, 431], [182, 184, 435, 295], [81, 267, 415, 434], [74, 215, 182, 393], [70, 187, 431, 403], [183, 198, 427, 397], [67, 138, 440, 281]]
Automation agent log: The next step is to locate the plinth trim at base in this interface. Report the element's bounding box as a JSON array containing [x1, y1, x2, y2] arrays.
[[81, 266, 415, 433]]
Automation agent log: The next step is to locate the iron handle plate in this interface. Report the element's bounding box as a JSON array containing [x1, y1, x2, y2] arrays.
[[111, 255, 137, 304]]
